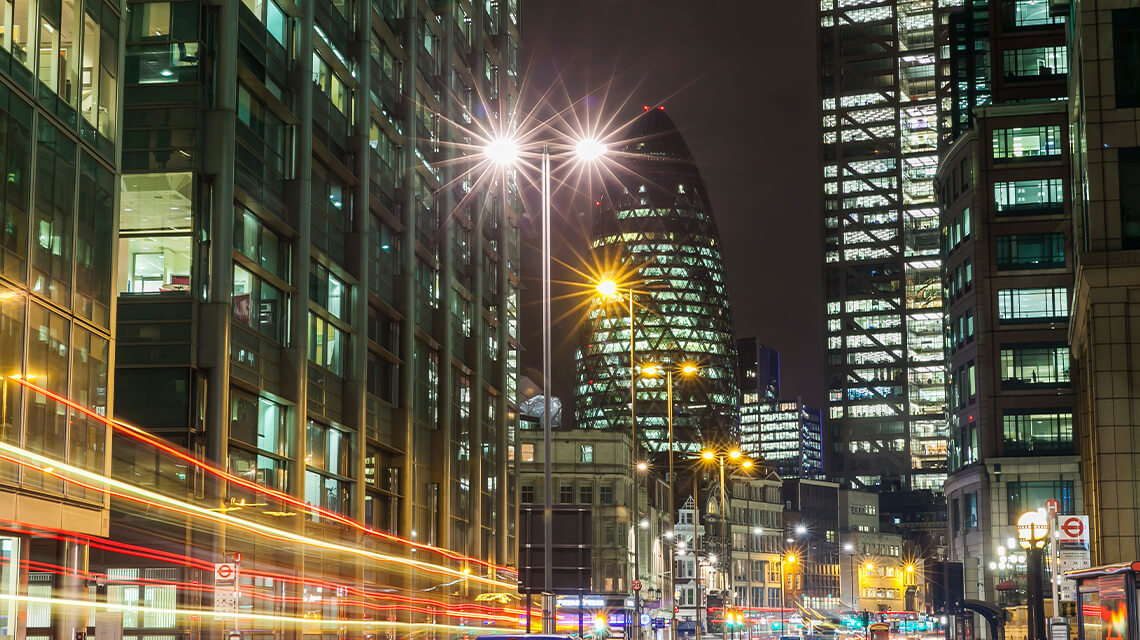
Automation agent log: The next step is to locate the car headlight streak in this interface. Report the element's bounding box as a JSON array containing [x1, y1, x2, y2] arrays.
[[0, 441, 515, 590], [6, 375, 514, 576]]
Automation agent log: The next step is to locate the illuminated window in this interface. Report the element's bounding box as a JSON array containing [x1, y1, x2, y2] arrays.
[[992, 126, 1062, 160]]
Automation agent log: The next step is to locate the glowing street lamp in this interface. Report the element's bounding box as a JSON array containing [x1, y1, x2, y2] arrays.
[[484, 131, 607, 635], [696, 446, 755, 640], [575, 138, 607, 163]]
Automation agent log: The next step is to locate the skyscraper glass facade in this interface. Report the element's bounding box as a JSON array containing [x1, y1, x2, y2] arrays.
[[575, 108, 739, 453], [819, 0, 948, 490]]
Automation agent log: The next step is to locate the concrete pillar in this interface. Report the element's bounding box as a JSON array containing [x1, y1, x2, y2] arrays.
[[53, 539, 88, 640]]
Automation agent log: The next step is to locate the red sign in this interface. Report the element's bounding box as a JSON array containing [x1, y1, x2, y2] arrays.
[[1062, 517, 1085, 539], [632, 579, 643, 591], [215, 562, 237, 582], [1044, 498, 1060, 515]]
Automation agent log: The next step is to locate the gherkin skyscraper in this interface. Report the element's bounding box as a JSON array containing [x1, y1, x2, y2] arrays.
[[574, 108, 739, 454]]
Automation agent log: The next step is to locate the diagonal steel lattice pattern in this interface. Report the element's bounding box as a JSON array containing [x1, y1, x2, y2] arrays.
[[574, 109, 739, 454]]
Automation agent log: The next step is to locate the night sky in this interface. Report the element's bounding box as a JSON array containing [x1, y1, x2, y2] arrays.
[[518, 1, 825, 416]]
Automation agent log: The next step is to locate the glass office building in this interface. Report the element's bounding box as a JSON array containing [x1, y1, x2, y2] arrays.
[[104, 0, 523, 633], [575, 108, 739, 454], [819, 0, 948, 490], [0, 0, 120, 635]]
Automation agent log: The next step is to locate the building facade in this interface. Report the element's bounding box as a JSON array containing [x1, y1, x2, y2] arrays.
[[749, 400, 824, 480], [575, 108, 739, 456], [783, 478, 842, 611], [516, 429, 671, 602], [737, 338, 825, 479], [1067, 0, 1140, 564], [937, 2, 1081, 625], [819, 0, 949, 491], [0, 0, 121, 635], [105, 0, 524, 636]]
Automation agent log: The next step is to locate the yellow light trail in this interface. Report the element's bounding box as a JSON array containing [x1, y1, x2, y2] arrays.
[[0, 593, 526, 632], [0, 442, 516, 590]]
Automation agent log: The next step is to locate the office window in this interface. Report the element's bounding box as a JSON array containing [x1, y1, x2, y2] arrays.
[[992, 126, 1061, 160], [997, 287, 1069, 322], [234, 208, 289, 281], [1114, 9, 1140, 108], [995, 233, 1066, 270], [559, 484, 573, 504], [79, 7, 118, 144], [521, 484, 535, 503], [580, 485, 593, 504], [965, 493, 978, 529], [308, 313, 348, 376], [1007, 481, 1073, 524], [1000, 343, 1070, 387], [304, 420, 353, 520], [118, 173, 193, 294], [33, 120, 75, 308], [993, 179, 1064, 215], [240, 0, 288, 45], [229, 391, 292, 492], [1002, 46, 1068, 79], [1003, 0, 1065, 27], [313, 51, 350, 114], [580, 444, 593, 463], [232, 264, 287, 343], [521, 443, 535, 462], [1003, 410, 1073, 456], [1121, 148, 1140, 249]]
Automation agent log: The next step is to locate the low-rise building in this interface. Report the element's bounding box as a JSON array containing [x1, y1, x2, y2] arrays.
[[517, 429, 671, 602]]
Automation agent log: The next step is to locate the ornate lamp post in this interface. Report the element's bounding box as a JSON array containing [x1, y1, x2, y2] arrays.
[[1018, 510, 1050, 640]]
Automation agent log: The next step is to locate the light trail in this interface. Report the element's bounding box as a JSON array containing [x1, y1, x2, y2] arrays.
[[0, 442, 516, 590], [14, 560, 522, 623], [0, 593, 527, 632], [7, 375, 515, 576], [0, 519, 523, 619]]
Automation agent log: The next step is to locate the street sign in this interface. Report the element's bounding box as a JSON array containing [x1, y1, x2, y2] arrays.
[[214, 588, 239, 614], [1055, 515, 1091, 601], [1044, 499, 1060, 515], [632, 579, 643, 591], [640, 613, 650, 627], [215, 563, 237, 583]]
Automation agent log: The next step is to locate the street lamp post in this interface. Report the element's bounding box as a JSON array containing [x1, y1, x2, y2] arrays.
[[642, 362, 700, 640], [485, 133, 608, 633], [698, 448, 753, 640], [1018, 511, 1050, 640], [782, 554, 796, 634]]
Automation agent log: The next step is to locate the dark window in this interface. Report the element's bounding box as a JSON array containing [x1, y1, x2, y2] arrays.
[[580, 485, 593, 504], [1114, 9, 1140, 108], [559, 484, 574, 504], [1121, 148, 1140, 249], [1003, 410, 1074, 456], [996, 233, 1066, 270], [600, 485, 614, 505], [965, 493, 978, 529], [521, 485, 535, 503]]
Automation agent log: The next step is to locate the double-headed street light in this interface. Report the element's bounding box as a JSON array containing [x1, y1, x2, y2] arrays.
[[697, 446, 754, 640], [485, 133, 608, 634], [642, 361, 701, 640]]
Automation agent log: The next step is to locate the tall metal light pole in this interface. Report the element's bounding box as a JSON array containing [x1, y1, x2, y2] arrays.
[[641, 362, 699, 640], [697, 448, 753, 640], [485, 132, 610, 634]]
